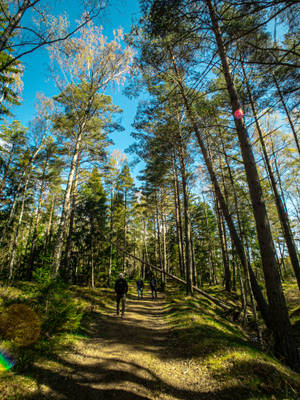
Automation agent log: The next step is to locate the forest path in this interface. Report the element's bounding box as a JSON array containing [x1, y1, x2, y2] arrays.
[[31, 289, 218, 400]]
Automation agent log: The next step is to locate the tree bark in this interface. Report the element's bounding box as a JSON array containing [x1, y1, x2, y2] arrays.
[[108, 188, 114, 287], [172, 156, 185, 278], [206, 0, 300, 371], [155, 191, 163, 280], [0, 0, 37, 53], [272, 73, 300, 157], [177, 133, 193, 295], [242, 61, 300, 292], [0, 143, 15, 197], [117, 243, 232, 311], [8, 173, 31, 281], [0, 143, 44, 245], [169, 47, 271, 328], [52, 131, 82, 277], [215, 191, 231, 291], [28, 160, 48, 279], [64, 155, 81, 281], [123, 190, 127, 273], [161, 205, 167, 286], [44, 195, 56, 255]]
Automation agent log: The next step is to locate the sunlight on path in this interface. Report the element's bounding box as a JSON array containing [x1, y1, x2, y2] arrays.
[[34, 291, 219, 400]]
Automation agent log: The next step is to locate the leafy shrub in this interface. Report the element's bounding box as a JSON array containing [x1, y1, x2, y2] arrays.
[[13, 347, 36, 372], [33, 268, 83, 336]]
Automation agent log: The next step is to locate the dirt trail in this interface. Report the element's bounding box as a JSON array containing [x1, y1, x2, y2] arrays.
[[31, 291, 219, 400]]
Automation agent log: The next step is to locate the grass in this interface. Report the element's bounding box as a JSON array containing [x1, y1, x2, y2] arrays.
[[0, 280, 115, 400], [163, 283, 300, 400], [0, 279, 299, 400], [283, 280, 300, 358]]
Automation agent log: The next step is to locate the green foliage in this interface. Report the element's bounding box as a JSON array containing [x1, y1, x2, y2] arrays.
[[164, 283, 300, 399], [12, 347, 36, 372], [0, 1, 23, 117], [33, 268, 83, 336]]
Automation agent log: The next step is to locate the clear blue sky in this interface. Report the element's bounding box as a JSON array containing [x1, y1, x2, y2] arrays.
[[10, 0, 142, 177]]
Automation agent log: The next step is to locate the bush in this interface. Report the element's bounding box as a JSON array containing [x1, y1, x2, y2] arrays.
[[33, 268, 83, 336]]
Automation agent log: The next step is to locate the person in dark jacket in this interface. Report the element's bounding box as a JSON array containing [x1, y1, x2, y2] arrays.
[[150, 275, 157, 300], [114, 273, 128, 317], [136, 278, 144, 299]]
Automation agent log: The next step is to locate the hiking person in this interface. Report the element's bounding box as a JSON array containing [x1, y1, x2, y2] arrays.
[[114, 273, 128, 317], [136, 277, 144, 299], [150, 275, 157, 300]]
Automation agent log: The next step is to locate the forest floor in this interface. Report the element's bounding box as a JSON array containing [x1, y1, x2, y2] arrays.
[[33, 291, 216, 400], [1, 283, 300, 399]]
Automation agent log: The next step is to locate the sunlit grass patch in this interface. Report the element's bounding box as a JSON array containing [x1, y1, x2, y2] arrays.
[[0, 283, 113, 369], [290, 305, 300, 324], [165, 292, 245, 342], [164, 283, 300, 399], [282, 280, 300, 347], [205, 349, 300, 397], [0, 282, 117, 398], [0, 373, 38, 400]]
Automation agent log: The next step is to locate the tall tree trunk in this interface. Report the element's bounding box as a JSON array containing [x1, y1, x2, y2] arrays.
[[236, 253, 247, 323], [44, 195, 55, 255], [123, 190, 127, 273], [177, 135, 193, 295], [169, 47, 271, 329], [161, 206, 167, 286], [8, 173, 31, 281], [172, 156, 185, 278], [272, 73, 300, 156], [0, 144, 14, 197], [0, 143, 44, 245], [23, 212, 35, 277], [242, 61, 300, 292], [0, 169, 27, 245], [91, 237, 95, 289], [215, 191, 231, 291], [52, 131, 82, 277], [206, 0, 299, 371], [221, 213, 231, 288], [155, 192, 163, 279], [143, 219, 149, 265], [217, 155, 232, 290], [108, 188, 113, 287], [190, 229, 197, 286], [154, 214, 159, 273], [202, 195, 214, 286], [64, 155, 81, 281], [28, 161, 48, 279]]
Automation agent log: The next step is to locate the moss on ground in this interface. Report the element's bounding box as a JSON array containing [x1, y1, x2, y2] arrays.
[[164, 283, 300, 399]]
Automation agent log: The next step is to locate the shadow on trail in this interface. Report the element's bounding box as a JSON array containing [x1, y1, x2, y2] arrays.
[[21, 355, 259, 400], [83, 295, 251, 360], [17, 292, 269, 400]]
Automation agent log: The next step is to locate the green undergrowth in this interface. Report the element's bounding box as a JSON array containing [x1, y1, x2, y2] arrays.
[[283, 281, 300, 347], [0, 278, 115, 400], [1, 279, 299, 400], [164, 284, 300, 400]]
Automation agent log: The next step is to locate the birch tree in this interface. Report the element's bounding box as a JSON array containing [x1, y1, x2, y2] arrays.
[[50, 22, 133, 277]]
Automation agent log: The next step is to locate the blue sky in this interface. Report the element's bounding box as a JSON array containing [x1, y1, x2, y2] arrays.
[[9, 0, 142, 177]]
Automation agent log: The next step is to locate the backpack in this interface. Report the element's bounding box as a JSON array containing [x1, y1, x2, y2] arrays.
[[150, 277, 157, 288], [115, 278, 127, 295], [137, 279, 143, 288]]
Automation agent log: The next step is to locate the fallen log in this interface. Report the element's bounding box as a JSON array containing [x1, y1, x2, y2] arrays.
[[119, 246, 232, 311]]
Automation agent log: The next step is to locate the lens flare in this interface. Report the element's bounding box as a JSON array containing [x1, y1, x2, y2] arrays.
[[0, 304, 41, 346], [0, 349, 15, 372]]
